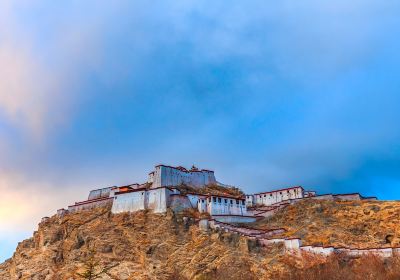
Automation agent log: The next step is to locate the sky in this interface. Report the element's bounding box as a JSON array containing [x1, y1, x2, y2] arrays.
[[1, 0, 400, 262]]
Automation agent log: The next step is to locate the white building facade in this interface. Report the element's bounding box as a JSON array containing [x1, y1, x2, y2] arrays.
[[111, 187, 179, 214], [148, 165, 217, 188], [202, 195, 247, 216], [247, 186, 306, 207]]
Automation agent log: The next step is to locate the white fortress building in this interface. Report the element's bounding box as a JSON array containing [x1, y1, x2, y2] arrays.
[[148, 164, 217, 188], [59, 163, 375, 224], [62, 164, 253, 223], [245, 186, 316, 207]]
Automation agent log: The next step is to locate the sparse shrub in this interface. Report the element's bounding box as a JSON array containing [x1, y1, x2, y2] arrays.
[[76, 247, 116, 280]]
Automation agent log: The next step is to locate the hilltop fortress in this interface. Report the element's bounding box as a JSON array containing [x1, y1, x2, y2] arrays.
[[7, 164, 398, 280], [42, 163, 400, 259], [57, 164, 375, 225]]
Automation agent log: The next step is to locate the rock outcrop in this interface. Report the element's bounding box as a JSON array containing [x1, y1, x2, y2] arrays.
[[0, 207, 280, 280], [3, 199, 400, 279]]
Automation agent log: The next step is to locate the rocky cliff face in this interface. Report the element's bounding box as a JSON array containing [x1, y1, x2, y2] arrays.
[[2, 199, 400, 280], [252, 199, 400, 249], [0, 207, 282, 280]]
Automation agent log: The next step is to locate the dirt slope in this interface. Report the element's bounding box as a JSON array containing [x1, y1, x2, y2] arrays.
[[0, 207, 281, 280], [251, 199, 400, 249], [2, 199, 400, 279]]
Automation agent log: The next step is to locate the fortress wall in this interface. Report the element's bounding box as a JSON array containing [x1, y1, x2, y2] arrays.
[[169, 195, 192, 213], [88, 187, 113, 200], [284, 239, 302, 250], [111, 187, 172, 214], [310, 194, 334, 200], [68, 197, 113, 213], [111, 191, 146, 214], [212, 215, 257, 223], [147, 188, 168, 213], [207, 197, 246, 215], [254, 187, 304, 206], [259, 238, 285, 246], [334, 194, 361, 201], [151, 165, 216, 188], [198, 198, 207, 213], [187, 194, 201, 208], [246, 195, 254, 207]]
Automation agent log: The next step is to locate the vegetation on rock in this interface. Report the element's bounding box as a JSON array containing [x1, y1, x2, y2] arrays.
[[2, 199, 400, 279]]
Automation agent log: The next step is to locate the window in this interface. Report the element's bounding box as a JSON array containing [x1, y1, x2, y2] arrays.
[[202, 199, 204, 203], [224, 199, 227, 203], [236, 200, 239, 204], [270, 194, 272, 197], [218, 198, 221, 203], [230, 200, 233, 204], [213, 197, 216, 202], [264, 194, 266, 198]]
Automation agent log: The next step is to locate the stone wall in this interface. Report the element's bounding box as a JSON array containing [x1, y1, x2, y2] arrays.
[[149, 165, 216, 188], [88, 187, 113, 200], [68, 197, 113, 213], [211, 215, 257, 223], [169, 194, 193, 213]]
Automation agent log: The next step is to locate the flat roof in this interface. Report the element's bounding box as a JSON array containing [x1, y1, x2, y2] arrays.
[[155, 164, 214, 173]]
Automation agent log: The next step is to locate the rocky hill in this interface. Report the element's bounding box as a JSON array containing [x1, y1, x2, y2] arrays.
[[250, 199, 400, 249], [2, 200, 400, 280], [0, 207, 273, 280]]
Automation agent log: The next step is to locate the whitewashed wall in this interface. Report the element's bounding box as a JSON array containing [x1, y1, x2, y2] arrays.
[[212, 215, 256, 223], [88, 187, 113, 200], [334, 194, 361, 201], [284, 239, 302, 250], [246, 195, 254, 207], [111, 190, 146, 213], [187, 194, 201, 208], [198, 197, 207, 213], [149, 165, 217, 188], [111, 187, 177, 214], [254, 187, 304, 206], [207, 196, 247, 215], [147, 188, 168, 213]]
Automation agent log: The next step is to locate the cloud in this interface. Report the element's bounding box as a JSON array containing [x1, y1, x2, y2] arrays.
[[0, 171, 88, 233], [0, 170, 90, 262], [0, 2, 54, 138], [0, 1, 104, 140]]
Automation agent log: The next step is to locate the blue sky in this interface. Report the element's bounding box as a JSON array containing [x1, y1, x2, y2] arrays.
[[1, 1, 400, 262]]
